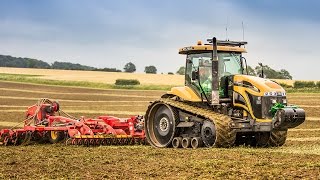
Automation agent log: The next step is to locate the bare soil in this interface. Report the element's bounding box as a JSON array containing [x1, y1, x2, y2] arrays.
[[0, 81, 319, 179]]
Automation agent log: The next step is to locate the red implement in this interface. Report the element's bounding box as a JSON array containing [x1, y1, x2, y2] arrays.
[[0, 99, 146, 146]]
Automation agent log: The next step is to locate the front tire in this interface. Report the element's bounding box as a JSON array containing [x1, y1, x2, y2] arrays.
[[269, 130, 287, 147]]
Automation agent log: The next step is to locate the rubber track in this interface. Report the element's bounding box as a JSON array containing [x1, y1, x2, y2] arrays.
[[269, 130, 287, 147], [155, 98, 236, 148]]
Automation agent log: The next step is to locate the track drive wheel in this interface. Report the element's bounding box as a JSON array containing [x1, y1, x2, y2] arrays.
[[268, 130, 287, 147], [201, 117, 236, 148], [48, 131, 65, 144], [201, 120, 216, 147], [145, 102, 179, 148]]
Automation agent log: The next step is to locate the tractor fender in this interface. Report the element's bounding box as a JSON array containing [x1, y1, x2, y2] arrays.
[[165, 86, 201, 102]]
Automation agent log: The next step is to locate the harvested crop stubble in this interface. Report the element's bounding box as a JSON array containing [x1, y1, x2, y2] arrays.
[[0, 145, 320, 179], [0, 67, 185, 85], [0, 90, 156, 102], [0, 81, 320, 179], [0, 81, 165, 96]]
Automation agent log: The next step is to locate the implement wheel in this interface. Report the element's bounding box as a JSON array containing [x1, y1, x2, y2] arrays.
[[48, 131, 65, 144], [145, 102, 179, 148]]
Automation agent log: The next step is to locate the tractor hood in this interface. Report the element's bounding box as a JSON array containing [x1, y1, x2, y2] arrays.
[[233, 75, 285, 97]]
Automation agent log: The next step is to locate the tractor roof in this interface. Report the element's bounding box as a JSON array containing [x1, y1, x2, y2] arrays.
[[179, 39, 247, 54]]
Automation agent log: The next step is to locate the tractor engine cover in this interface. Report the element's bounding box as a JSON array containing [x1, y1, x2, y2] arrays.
[[273, 107, 305, 130]]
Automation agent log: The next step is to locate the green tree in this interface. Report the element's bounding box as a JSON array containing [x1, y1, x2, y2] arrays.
[[123, 62, 136, 73], [245, 65, 256, 76], [279, 69, 293, 80], [176, 66, 185, 75], [255, 65, 292, 79], [144, 65, 157, 74]]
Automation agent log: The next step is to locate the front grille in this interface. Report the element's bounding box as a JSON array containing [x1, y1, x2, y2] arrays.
[[248, 93, 286, 119], [262, 96, 287, 118]]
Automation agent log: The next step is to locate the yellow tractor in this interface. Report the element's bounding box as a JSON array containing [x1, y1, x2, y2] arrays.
[[144, 37, 305, 148]]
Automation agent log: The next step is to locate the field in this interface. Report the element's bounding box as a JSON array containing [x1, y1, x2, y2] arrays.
[[0, 67, 184, 86], [0, 80, 320, 179], [0, 67, 306, 87]]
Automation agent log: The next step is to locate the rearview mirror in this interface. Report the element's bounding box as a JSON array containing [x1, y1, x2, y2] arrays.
[[192, 71, 199, 81]]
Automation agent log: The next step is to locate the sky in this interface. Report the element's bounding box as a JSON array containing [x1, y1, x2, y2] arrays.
[[0, 0, 319, 80]]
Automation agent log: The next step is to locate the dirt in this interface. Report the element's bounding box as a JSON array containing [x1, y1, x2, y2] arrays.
[[0, 145, 319, 179], [0, 81, 320, 179]]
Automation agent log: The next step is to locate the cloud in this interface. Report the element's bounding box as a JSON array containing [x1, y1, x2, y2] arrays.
[[0, 1, 319, 79]]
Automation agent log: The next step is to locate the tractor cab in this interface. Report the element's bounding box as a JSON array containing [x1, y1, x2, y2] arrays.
[[179, 39, 247, 100]]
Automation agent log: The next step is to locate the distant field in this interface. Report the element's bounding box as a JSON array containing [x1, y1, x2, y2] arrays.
[[0, 67, 317, 88], [0, 67, 184, 86], [0, 81, 320, 179]]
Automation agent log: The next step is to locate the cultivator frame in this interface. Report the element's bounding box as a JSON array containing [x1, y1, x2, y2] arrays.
[[0, 99, 146, 146]]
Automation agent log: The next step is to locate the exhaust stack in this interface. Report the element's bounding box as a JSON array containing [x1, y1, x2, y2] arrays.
[[210, 37, 219, 105]]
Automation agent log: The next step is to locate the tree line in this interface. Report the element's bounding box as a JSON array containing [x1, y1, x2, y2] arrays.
[[0, 55, 121, 72], [0, 54, 292, 78], [175, 65, 292, 79], [0, 55, 159, 74]]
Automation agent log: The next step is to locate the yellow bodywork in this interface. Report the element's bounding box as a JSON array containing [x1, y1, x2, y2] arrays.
[[167, 86, 201, 102], [179, 44, 246, 54], [233, 75, 285, 123], [167, 75, 285, 123]]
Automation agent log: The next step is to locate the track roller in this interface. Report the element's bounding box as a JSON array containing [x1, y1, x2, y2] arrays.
[[172, 137, 182, 148], [181, 137, 191, 148], [191, 137, 203, 149]]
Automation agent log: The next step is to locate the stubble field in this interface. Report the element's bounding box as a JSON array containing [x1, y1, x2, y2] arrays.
[[0, 80, 320, 179], [0, 67, 185, 86]]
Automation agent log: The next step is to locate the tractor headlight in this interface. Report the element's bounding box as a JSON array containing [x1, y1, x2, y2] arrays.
[[271, 99, 277, 104], [264, 91, 286, 97], [264, 91, 277, 96]]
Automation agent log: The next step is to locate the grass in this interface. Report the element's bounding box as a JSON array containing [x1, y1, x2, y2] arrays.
[[285, 87, 320, 93]]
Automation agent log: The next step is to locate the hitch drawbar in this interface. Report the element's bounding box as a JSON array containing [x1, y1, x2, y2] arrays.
[[273, 107, 305, 130]]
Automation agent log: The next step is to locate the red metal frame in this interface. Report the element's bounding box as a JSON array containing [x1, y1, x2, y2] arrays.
[[0, 99, 145, 146]]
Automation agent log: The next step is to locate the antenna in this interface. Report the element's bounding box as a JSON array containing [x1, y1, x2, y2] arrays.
[[242, 21, 245, 41], [225, 17, 229, 41], [242, 21, 245, 47]]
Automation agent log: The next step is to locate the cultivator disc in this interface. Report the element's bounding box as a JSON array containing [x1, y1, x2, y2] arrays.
[[0, 131, 147, 147], [68, 135, 147, 146]]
